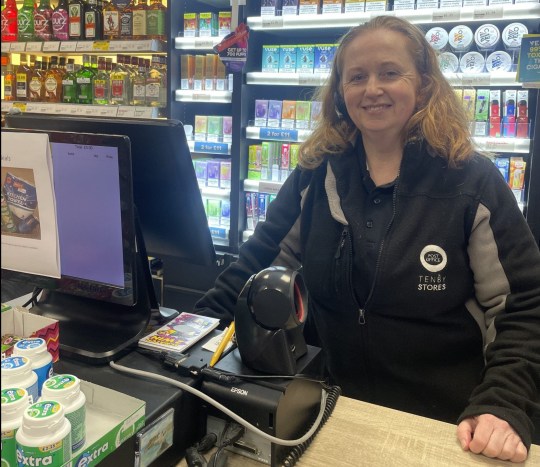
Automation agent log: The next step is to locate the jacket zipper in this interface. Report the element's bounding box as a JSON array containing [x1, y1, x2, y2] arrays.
[[360, 176, 400, 323]]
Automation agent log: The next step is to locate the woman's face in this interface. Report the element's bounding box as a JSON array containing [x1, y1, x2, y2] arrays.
[[340, 29, 421, 146]]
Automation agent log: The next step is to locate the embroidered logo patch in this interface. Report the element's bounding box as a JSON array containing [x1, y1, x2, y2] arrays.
[[420, 245, 447, 273]]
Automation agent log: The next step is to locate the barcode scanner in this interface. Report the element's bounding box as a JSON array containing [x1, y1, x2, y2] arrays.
[[235, 266, 308, 375]]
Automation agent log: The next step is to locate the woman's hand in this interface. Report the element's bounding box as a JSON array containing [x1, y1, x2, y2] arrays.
[[457, 414, 528, 463]]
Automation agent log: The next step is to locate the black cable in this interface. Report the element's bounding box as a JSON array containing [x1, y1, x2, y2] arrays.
[[281, 385, 342, 467], [22, 287, 42, 308]]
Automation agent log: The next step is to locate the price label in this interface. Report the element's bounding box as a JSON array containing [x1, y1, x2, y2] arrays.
[[195, 38, 215, 49], [10, 42, 26, 52], [262, 17, 284, 29], [12, 102, 27, 111], [473, 6, 503, 20], [134, 40, 152, 51], [117, 106, 136, 118], [1, 42, 10, 53], [134, 107, 155, 118], [59, 41, 77, 51], [194, 141, 229, 154], [98, 106, 118, 117], [25, 42, 42, 52], [119, 41, 131, 51], [298, 74, 324, 86], [209, 226, 228, 240], [192, 93, 212, 101], [39, 104, 53, 113], [485, 138, 515, 152], [260, 128, 299, 141], [432, 9, 460, 22], [55, 105, 71, 114], [42, 41, 61, 52], [1, 102, 12, 112], [25, 103, 39, 112], [69, 105, 82, 114], [461, 73, 491, 86], [258, 181, 282, 195], [76, 41, 94, 51], [93, 41, 110, 51]]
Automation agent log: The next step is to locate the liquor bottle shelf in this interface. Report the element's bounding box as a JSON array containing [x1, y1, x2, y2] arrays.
[[1, 101, 160, 118], [1, 39, 166, 54], [247, 4, 540, 30]]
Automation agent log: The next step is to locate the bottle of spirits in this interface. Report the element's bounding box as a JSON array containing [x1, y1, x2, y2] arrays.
[[28, 59, 46, 101], [92, 56, 109, 104], [145, 54, 166, 108], [1, 0, 18, 42], [119, 0, 132, 39], [17, 0, 35, 41], [84, 0, 102, 40], [131, 0, 146, 40], [34, 0, 53, 41], [44, 55, 63, 102], [76, 54, 95, 103], [62, 58, 77, 102], [4, 63, 16, 100], [109, 54, 130, 105], [102, 0, 120, 40], [146, 0, 164, 41], [130, 56, 146, 105], [52, 0, 69, 41], [15, 54, 32, 101], [68, 0, 84, 40]]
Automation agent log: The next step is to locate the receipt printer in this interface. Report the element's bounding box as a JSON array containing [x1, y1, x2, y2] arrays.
[[201, 347, 323, 466]]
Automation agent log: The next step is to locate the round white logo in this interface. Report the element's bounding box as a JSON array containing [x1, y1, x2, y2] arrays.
[[420, 245, 447, 272]]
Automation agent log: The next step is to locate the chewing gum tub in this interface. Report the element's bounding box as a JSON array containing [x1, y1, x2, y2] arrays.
[[502, 23, 528, 51], [16, 401, 71, 467], [1, 388, 30, 467]]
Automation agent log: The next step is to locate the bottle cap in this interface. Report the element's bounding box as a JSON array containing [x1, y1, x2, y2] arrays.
[[21, 401, 66, 437]]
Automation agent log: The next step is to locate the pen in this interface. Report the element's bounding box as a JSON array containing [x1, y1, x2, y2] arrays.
[[209, 321, 235, 367]]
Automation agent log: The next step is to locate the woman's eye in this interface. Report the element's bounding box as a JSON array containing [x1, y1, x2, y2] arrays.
[[381, 70, 399, 79], [351, 74, 366, 82]]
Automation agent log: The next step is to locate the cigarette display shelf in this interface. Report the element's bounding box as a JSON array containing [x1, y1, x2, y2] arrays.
[[175, 89, 233, 103], [237, 0, 540, 249], [247, 71, 522, 87], [246, 3, 540, 31], [174, 36, 222, 50]]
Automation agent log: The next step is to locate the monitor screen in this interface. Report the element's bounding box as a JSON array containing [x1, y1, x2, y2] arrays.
[[2, 129, 135, 305], [2, 129, 150, 361], [5, 113, 216, 267]]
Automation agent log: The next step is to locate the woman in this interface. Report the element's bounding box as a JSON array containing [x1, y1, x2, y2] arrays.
[[195, 16, 540, 462]]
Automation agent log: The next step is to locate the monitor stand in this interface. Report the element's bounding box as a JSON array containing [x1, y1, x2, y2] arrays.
[[31, 213, 177, 364]]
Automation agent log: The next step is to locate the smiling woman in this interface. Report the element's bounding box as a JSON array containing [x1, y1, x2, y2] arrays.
[[193, 16, 540, 465]]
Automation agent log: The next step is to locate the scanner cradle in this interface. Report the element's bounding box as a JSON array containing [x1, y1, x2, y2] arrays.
[[235, 266, 308, 376]]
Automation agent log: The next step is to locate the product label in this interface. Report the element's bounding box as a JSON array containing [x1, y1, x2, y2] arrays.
[[16, 74, 28, 97], [29, 77, 42, 93], [17, 433, 71, 467], [111, 79, 124, 97], [45, 77, 58, 93], [69, 4, 81, 36], [52, 10, 69, 40], [103, 11, 120, 36], [66, 405, 86, 452], [85, 11, 96, 38], [146, 10, 164, 36], [133, 83, 145, 98], [1, 428, 17, 467], [145, 82, 159, 98], [120, 11, 132, 37], [44, 375, 76, 390]]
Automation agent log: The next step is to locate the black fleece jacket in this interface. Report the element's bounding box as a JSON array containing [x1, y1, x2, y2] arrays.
[[195, 138, 540, 448]]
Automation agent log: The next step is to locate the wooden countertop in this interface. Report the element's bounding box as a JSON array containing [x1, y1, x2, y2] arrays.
[[177, 396, 539, 466]]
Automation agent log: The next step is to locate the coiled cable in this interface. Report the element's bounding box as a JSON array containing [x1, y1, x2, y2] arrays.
[[281, 385, 342, 467]]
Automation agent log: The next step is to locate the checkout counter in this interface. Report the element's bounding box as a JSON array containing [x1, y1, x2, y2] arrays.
[[177, 396, 540, 467]]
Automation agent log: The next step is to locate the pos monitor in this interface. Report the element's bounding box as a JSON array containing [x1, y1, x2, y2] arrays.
[[1, 129, 152, 362], [4, 113, 216, 266]]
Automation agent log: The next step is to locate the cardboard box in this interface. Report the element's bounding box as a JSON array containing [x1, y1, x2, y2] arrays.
[[69, 380, 146, 467], [1, 305, 60, 362]]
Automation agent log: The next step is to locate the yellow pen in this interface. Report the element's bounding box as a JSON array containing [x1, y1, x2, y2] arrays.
[[209, 321, 235, 367]]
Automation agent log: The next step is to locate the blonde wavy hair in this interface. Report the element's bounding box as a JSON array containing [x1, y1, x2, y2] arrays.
[[299, 16, 475, 169]]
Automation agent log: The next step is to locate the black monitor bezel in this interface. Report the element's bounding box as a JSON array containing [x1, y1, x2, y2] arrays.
[[4, 113, 217, 267], [1, 128, 137, 306]]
